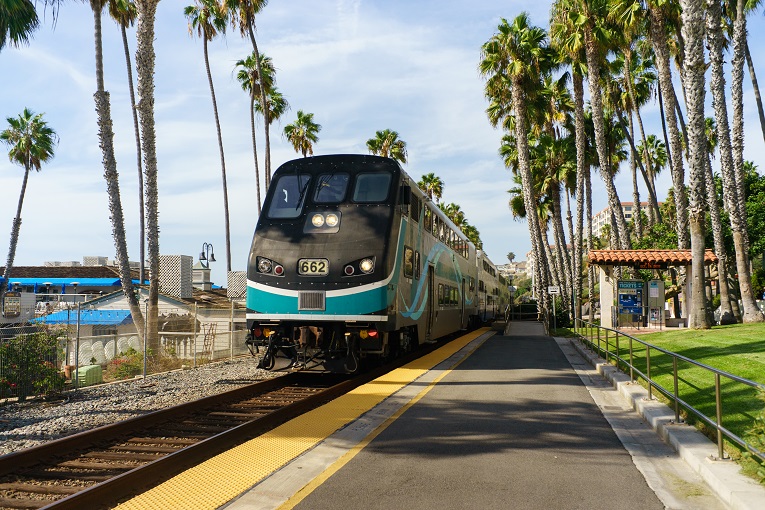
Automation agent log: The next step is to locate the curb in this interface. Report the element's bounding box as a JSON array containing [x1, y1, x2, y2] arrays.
[[568, 336, 765, 510]]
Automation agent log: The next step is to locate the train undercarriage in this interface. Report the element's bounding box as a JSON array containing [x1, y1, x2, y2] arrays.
[[245, 320, 417, 373]]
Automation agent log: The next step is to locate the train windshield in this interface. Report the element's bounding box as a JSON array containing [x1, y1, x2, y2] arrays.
[[352, 172, 391, 203], [314, 173, 349, 204], [266, 174, 311, 218]]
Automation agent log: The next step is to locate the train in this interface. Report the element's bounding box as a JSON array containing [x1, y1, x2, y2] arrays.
[[245, 154, 507, 372]]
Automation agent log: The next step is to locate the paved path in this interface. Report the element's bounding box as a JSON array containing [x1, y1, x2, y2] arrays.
[[283, 322, 724, 510]]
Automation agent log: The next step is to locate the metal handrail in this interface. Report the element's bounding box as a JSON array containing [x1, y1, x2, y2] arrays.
[[574, 318, 765, 463]]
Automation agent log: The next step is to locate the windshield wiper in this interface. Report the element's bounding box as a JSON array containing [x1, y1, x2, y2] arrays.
[[295, 177, 310, 210]]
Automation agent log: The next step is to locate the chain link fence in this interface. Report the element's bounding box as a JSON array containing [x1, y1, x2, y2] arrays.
[[0, 304, 251, 400]]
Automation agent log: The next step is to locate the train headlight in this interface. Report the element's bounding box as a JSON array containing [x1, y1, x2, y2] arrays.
[[360, 258, 375, 273], [305, 211, 341, 233], [257, 257, 273, 274]]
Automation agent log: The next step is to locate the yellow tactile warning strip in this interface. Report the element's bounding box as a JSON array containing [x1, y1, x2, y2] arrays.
[[115, 328, 491, 510], [280, 328, 486, 509]]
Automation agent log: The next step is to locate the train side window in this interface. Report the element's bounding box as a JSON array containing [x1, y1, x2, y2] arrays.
[[411, 194, 421, 222], [266, 174, 311, 219], [424, 208, 432, 233], [438, 283, 444, 305], [414, 251, 421, 279], [314, 173, 349, 204], [353, 172, 392, 203], [452, 287, 457, 305], [404, 246, 414, 278]]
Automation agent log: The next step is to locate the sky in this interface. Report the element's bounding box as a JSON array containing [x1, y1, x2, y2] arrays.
[[1, 0, 765, 287]]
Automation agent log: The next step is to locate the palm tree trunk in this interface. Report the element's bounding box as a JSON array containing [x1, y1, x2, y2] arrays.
[[615, 111, 660, 218], [626, 62, 660, 225], [565, 188, 575, 302], [512, 79, 549, 320], [657, 84, 674, 194], [203, 38, 232, 272], [744, 41, 765, 145], [246, 23, 271, 191], [584, 28, 630, 248], [2, 168, 30, 293], [586, 166, 594, 322], [135, 0, 162, 347], [249, 93, 262, 213], [628, 112, 642, 238], [92, 1, 145, 340], [552, 185, 571, 311], [680, 0, 711, 329], [119, 22, 145, 285], [705, 0, 737, 324], [725, 0, 764, 322], [705, 153, 735, 323], [573, 72, 586, 324], [649, 5, 689, 249]]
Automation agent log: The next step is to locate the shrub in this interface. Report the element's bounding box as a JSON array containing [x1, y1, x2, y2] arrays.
[[0, 331, 65, 401], [104, 347, 144, 381]]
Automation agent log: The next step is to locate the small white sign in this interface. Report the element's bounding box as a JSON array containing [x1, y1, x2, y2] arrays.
[[548, 285, 560, 295]]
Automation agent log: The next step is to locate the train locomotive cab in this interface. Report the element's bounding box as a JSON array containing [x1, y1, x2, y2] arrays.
[[245, 155, 407, 372]]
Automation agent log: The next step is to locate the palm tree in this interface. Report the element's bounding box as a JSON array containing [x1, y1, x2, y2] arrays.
[[0, 0, 38, 51], [0, 109, 57, 305], [703, 117, 735, 324], [89, 0, 147, 341], [366, 129, 407, 163], [550, 0, 589, 320], [108, 0, 145, 284], [439, 203, 466, 228], [417, 173, 444, 203], [255, 86, 288, 155], [636, 134, 666, 225], [709, 0, 764, 322], [226, 0, 272, 185], [680, 0, 711, 328], [463, 224, 482, 249], [480, 14, 553, 318], [185, 0, 232, 272], [234, 51, 274, 213], [645, 0, 689, 249], [283, 110, 321, 157], [135, 0, 163, 347]]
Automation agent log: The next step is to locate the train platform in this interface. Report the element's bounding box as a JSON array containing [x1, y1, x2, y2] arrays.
[[116, 323, 765, 510]]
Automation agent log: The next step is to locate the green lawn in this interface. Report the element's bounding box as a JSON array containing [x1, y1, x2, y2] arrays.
[[578, 322, 765, 449]]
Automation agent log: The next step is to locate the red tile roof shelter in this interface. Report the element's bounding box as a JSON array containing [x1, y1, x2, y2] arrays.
[[588, 249, 718, 269]]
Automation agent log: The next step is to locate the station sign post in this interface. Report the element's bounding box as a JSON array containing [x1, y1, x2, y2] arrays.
[[548, 286, 560, 331]]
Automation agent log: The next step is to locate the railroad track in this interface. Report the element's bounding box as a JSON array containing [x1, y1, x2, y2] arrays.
[[0, 371, 358, 510], [0, 334, 453, 510]]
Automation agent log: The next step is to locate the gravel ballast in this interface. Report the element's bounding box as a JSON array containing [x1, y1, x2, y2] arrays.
[[0, 357, 278, 455]]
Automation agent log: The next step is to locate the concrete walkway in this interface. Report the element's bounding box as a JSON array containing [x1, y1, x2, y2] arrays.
[[224, 321, 760, 509]]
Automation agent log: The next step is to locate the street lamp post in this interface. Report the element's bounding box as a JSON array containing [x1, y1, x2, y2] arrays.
[[199, 242, 216, 269]]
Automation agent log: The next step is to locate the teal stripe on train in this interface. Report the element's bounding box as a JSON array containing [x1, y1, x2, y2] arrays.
[[247, 283, 389, 315]]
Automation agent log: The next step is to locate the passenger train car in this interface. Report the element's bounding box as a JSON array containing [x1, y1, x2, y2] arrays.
[[245, 154, 503, 372]]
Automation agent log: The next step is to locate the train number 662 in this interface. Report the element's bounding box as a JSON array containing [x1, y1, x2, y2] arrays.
[[298, 258, 329, 276]]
